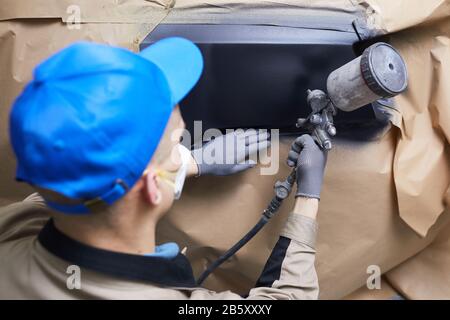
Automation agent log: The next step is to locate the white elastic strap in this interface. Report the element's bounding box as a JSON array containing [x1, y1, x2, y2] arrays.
[[174, 144, 191, 200]]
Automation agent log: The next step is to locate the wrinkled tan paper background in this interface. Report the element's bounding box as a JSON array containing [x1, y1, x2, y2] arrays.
[[0, 0, 449, 299]]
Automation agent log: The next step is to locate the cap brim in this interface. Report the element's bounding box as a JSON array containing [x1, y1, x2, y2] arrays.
[[139, 37, 204, 106]]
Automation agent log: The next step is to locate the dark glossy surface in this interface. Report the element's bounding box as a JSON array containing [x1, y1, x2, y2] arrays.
[[142, 24, 381, 138]]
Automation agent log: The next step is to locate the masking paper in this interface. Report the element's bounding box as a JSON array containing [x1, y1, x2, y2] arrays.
[[386, 209, 450, 299], [0, 0, 449, 299], [344, 277, 401, 300]]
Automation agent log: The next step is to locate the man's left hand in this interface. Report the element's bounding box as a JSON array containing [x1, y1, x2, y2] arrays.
[[189, 130, 270, 176]]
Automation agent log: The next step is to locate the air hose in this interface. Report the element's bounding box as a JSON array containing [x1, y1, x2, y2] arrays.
[[196, 170, 296, 286]]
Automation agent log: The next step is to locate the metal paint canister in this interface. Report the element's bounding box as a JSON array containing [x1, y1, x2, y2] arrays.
[[326, 42, 408, 112]]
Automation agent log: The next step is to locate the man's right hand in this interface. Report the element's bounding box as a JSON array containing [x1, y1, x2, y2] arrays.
[[287, 135, 327, 200]]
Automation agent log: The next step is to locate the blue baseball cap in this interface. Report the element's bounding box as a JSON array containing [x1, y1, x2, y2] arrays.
[[9, 37, 203, 214]]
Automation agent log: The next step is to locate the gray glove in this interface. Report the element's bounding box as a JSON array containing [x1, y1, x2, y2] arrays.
[[287, 134, 327, 199], [192, 130, 270, 176]]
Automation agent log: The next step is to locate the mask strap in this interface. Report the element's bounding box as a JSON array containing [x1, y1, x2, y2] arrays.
[[173, 144, 191, 200]]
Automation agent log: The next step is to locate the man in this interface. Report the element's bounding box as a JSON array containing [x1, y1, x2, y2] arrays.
[[0, 37, 327, 299]]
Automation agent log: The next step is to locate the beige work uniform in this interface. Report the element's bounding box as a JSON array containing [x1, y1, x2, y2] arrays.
[[0, 193, 319, 299]]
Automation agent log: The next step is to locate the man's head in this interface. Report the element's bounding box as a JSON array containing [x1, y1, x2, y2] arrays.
[[10, 38, 203, 226]]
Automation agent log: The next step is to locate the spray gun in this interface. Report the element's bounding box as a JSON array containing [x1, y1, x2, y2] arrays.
[[197, 42, 408, 285], [297, 42, 408, 150]]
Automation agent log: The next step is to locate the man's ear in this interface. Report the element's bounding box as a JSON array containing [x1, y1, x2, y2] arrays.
[[143, 170, 162, 205]]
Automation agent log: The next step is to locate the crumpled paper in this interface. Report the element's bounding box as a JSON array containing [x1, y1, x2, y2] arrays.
[[0, 0, 449, 299]]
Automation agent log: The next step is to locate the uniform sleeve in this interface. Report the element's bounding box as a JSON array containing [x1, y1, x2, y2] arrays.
[[185, 213, 319, 300], [0, 193, 50, 243], [246, 213, 319, 300]]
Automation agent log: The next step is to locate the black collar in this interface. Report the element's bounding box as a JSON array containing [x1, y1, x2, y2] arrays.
[[38, 219, 196, 288]]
